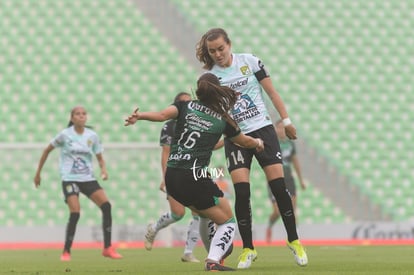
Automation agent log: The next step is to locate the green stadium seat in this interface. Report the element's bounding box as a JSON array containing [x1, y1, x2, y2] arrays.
[[0, 0, 411, 226]]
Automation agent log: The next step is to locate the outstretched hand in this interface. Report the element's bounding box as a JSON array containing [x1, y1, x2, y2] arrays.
[[34, 174, 41, 188], [124, 107, 139, 126], [285, 124, 297, 140]]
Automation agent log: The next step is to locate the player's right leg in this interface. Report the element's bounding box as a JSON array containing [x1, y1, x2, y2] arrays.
[[61, 193, 81, 261], [230, 169, 258, 269], [145, 196, 185, 251], [195, 197, 236, 271]]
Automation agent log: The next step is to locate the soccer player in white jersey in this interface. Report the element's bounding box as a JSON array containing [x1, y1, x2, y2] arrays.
[[196, 28, 308, 269], [34, 106, 122, 261]]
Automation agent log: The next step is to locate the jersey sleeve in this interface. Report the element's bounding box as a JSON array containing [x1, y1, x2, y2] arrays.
[[247, 54, 270, 82], [50, 130, 65, 148], [159, 120, 174, 146], [160, 102, 182, 146], [91, 132, 103, 154]]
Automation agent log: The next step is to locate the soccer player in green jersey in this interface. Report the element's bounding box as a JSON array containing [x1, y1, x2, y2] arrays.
[[125, 73, 264, 271]]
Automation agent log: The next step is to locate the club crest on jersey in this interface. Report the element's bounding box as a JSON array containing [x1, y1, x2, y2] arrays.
[[87, 139, 93, 147], [240, 65, 251, 75]]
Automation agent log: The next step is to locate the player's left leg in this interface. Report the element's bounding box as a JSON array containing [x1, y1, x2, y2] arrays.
[[194, 197, 236, 271], [265, 164, 307, 266], [90, 189, 122, 259], [266, 201, 280, 243]]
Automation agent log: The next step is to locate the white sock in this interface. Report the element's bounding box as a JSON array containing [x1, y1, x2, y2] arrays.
[[199, 217, 216, 252], [154, 212, 179, 232], [183, 216, 200, 254], [207, 221, 236, 262]]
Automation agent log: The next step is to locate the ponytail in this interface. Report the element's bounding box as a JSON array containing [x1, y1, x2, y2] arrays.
[[196, 73, 239, 129]]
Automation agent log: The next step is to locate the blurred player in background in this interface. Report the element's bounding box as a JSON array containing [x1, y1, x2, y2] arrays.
[[215, 165, 233, 200], [33, 106, 122, 261], [145, 92, 201, 263], [196, 27, 308, 268], [266, 119, 306, 243], [125, 73, 264, 271]]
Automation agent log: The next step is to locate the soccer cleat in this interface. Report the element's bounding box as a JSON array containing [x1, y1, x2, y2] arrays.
[[205, 261, 235, 271], [181, 253, 200, 263], [60, 251, 71, 261], [102, 246, 123, 259], [237, 248, 258, 269], [220, 243, 233, 265], [287, 239, 308, 266], [144, 223, 157, 251]]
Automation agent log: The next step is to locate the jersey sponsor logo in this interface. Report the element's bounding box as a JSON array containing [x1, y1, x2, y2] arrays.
[[240, 65, 251, 75], [232, 94, 260, 123], [70, 157, 90, 175], [168, 152, 191, 161], [185, 113, 214, 131], [228, 77, 248, 90], [70, 149, 90, 155], [188, 101, 221, 119]]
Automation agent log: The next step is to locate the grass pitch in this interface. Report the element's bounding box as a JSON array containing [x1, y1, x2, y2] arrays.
[[0, 245, 413, 274]]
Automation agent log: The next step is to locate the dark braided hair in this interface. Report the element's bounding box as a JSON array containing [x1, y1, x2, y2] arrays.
[[196, 73, 239, 129]]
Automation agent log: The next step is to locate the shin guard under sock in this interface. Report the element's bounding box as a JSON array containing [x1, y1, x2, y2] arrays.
[[184, 215, 200, 254], [234, 182, 254, 249], [64, 212, 80, 252], [199, 217, 216, 252], [268, 178, 298, 242], [101, 202, 112, 248], [207, 218, 236, 262]]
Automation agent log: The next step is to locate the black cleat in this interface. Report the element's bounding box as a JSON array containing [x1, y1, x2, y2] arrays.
[[220, 243, 234, 265], [205, 262, 235, 271]]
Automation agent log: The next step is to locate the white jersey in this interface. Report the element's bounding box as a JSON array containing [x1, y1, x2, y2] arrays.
[[50, 126, 103, 182], [210, 53, 272, 133]]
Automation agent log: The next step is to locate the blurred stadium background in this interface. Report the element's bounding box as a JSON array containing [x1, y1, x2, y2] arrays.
[[0, 0, 413, 244]]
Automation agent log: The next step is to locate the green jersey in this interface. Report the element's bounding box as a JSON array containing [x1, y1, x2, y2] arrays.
[[167, 100, 240, 169], [280, 138, 296, 179]]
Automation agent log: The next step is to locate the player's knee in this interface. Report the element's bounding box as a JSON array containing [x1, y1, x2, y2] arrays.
[[100, 202, 111, 215], [171, 212, 184, 221], [171, 205, 186, 218], [268, 178, 286, 194]]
